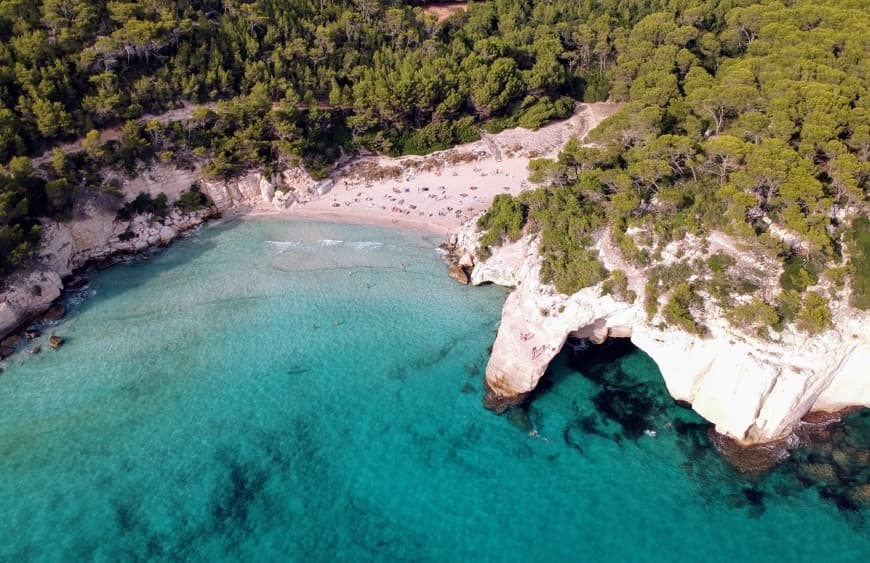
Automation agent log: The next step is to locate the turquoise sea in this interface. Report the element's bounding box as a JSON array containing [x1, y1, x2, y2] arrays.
[[0, 219, 866, 561]]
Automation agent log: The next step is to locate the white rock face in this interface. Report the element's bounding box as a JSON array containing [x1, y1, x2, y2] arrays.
[[1, 162, 313, 344], [159, 225, 178, 243], [201, 171, 283, 210], [259, 176, 275, 202], [0, 164, 227, 342], [121, 164, 201, 201], [273, 190, 296, 209], [455, 221, 870, 445], [0, 271, 63, 339]]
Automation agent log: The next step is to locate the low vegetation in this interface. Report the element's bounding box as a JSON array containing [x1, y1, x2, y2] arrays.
[[848, 218, 870, 310]]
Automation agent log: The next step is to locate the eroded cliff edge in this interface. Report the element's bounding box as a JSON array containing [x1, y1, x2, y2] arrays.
[[0, 165, 285, 349], [452, 219, 870, 446]]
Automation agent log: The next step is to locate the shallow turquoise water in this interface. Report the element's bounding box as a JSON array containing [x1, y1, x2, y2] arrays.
[[0, 219, 866, 561]]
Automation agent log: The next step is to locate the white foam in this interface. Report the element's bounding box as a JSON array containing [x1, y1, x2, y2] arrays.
[[349, 241, 383, 250], [266, 241, 303, 254], [269, 239, 383, 252]]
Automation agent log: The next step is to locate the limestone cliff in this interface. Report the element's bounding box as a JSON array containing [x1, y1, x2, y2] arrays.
[[0, 155, 330, 346], [452, 219, 870, 446]]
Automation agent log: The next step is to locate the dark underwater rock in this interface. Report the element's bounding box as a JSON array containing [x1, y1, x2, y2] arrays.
[[797, 462, 838, 483], [42, 304, 67, 322], [708, 429, 792, 476], [483, 382, 528, 413], [0, 334, 20, 358], [65, 277, 90, 291]]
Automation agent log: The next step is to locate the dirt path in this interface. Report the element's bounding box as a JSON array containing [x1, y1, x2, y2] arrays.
[[479, 130, 503, 162], [422, 2, 468, 22]]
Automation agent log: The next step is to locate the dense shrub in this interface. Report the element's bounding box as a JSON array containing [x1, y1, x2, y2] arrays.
[[848, 218, 870, 310], [663, 283, 705, 335], [601, 269, 636, 303], [727, 298, 779, 336], [797, 292, 833, 334], [117, 192, 169, 221], [175, 185, 212, 213], [477, 194, 525, 249], [396, 117, 480, 156], [780, 257, 819, 293]]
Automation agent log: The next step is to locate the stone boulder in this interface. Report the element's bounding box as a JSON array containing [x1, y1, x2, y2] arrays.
[[42, 304, 66, 322], [159, 225, 178, 244], [259, 176, 275, 202], [273, 190, 296, 209], [448, 264, 469, 285], [0, 271, 63, 341], [0, 335, 20, 359]]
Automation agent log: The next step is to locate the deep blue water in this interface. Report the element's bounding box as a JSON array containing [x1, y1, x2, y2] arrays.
[[0, 219, 866, 561]]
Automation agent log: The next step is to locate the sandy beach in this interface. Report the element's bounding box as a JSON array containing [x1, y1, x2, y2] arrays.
[[249, 103, 622, 236]]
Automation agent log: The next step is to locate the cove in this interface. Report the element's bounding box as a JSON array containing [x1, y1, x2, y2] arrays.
[[0, 219, 866, 561]]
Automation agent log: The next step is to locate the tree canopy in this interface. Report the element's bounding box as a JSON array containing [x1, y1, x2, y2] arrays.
[[476, 0, 870, 334]]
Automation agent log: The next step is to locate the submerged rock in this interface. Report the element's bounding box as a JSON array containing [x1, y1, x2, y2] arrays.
[[797, 463, 838, 483], [48, 335, 65, 350], [483, 381, 528, 413], [64, 277, 90, 291], [708, 429, 793, 476], [849, 484, 870, 507], [0, 335, 21, 359], [42, 303, 66, 322]]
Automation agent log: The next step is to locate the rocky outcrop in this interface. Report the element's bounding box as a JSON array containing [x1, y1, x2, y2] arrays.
[[0, 271, 64, 351], [0, 160, 325, 348], [200, 167, 312, 211], [447, 264, 469, 285], [37, 202, 215, 278], [452, 219, 870, 446]]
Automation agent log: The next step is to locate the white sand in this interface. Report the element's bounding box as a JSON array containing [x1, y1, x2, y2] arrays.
[[255, 103, 622, 236]]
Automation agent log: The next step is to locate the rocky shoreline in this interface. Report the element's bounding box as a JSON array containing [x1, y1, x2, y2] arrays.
[[443, 216, 869, 457], [0, 202, 221, 360]]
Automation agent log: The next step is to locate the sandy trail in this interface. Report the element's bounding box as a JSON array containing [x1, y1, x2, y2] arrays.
[[422, 2, 468, 22], [263, 103, 622, 236]]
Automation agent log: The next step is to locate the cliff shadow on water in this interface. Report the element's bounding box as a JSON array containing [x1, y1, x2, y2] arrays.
[[508, 338, 869, 527]]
